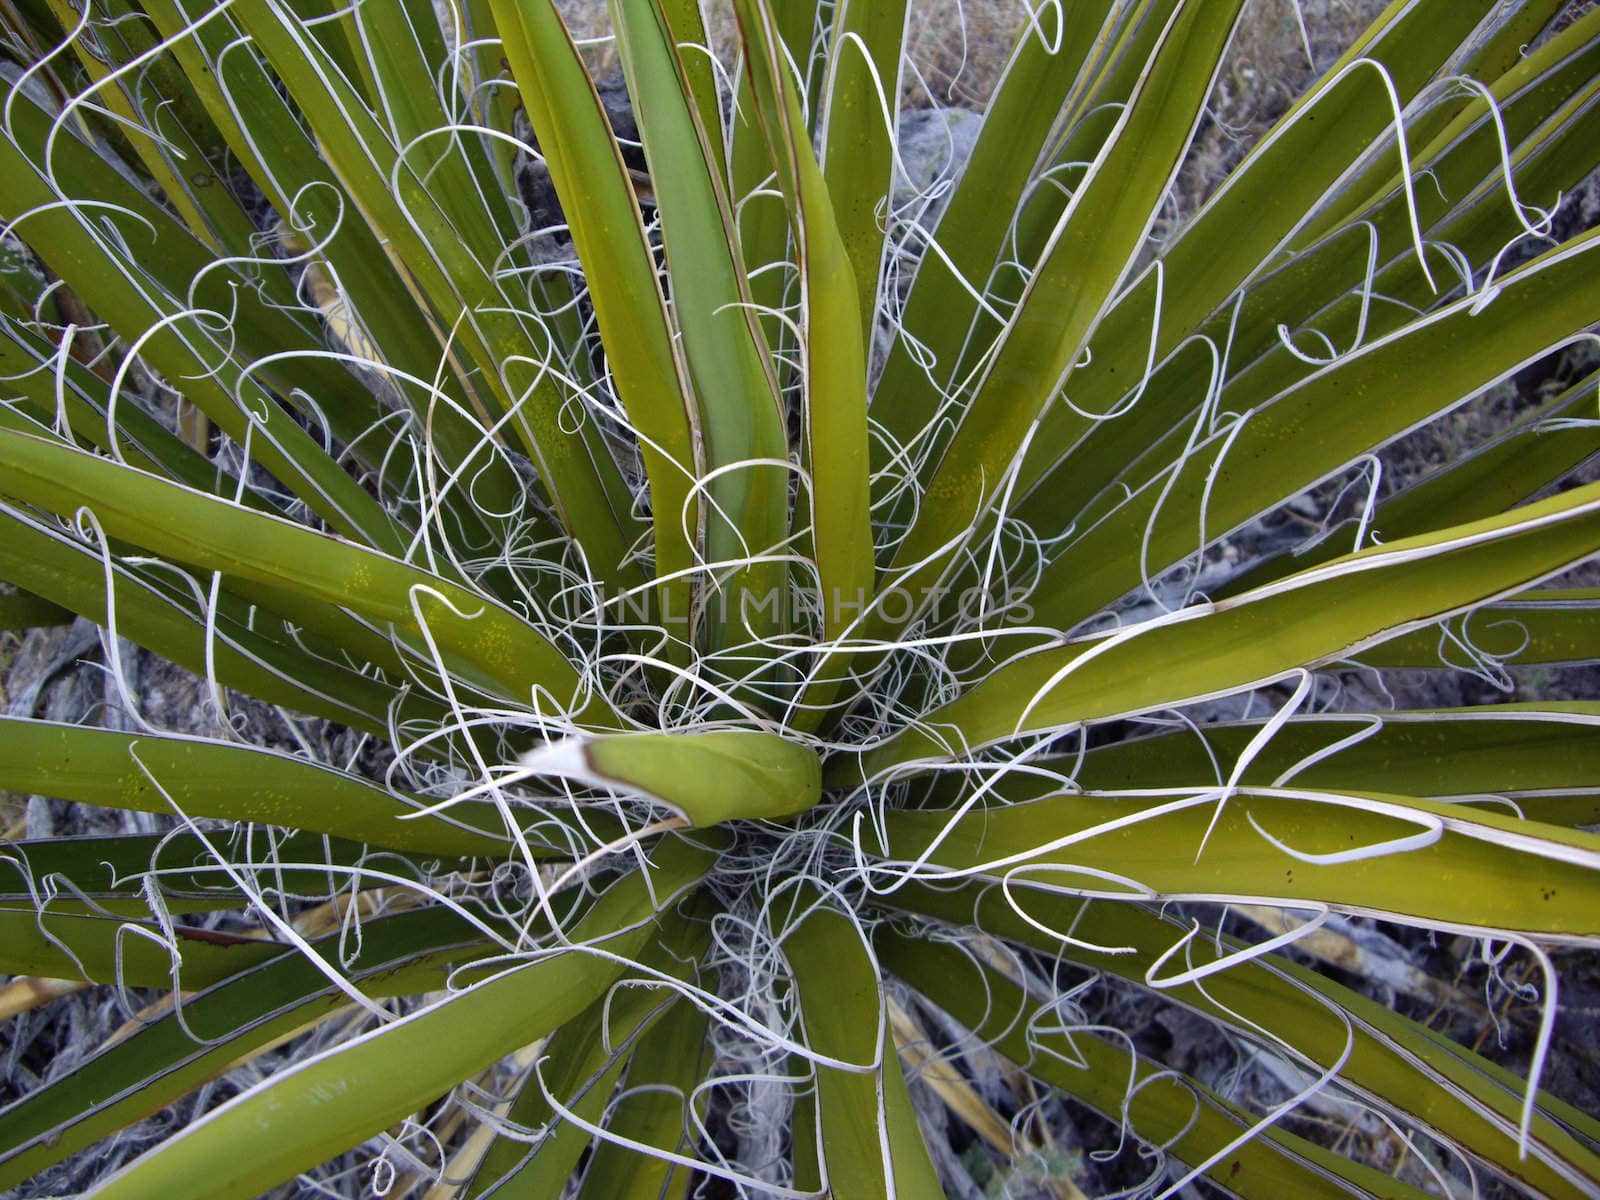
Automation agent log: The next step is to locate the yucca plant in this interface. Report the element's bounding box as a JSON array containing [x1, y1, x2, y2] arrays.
[[2, 0, 1599, 1195]]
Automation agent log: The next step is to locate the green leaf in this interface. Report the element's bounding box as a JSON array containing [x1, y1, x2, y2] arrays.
[[783, 900, 942, 1198], [524, 729, 821, 826], [138, 0, 525, 543], [0, 907, 281, 988], [491, 0, 700, 648], [41, 0, 249, 258], [1294, 1, 1592, 249], [735, 0, 874, 647], [1221, 370, 1600, 597], [1029, 230, 1600, 630], [611, 0, 791, 656], [0, 96, 403, 552], [1358, 589, 1600, 670], [575, 985, 707, 1199], [0, 504, 416, 736], [466, 907, 713, 1198], [881, 928, 1436, 1200], [819, 0, 906, 349], [464, 994, 646, 1198], [1015, 3, 1595, 541], [81, 836, 714, 1200], [0, 830, 469, 914], [884, 885, 1600, 1199], [868, 0, 1118, 485], [0, 581, 71, 631], [342, 0, 520, 256], [0, 332, 237, 496], [0, 718, 511, 857], [1052, 704, 1600, 827], [0, 431, 611, 721], [228, 0, 644, 589], [880, 0, 1248, 639], [0, 907, 497, 1190], [845, 480, 1600, 777], [878, 783, 1600, 937]]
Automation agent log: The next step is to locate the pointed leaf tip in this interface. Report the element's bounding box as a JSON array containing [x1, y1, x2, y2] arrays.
[[522, 730, 822, 826]]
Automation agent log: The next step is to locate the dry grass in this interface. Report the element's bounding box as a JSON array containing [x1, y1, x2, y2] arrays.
[[1176, 0, 1389, 216], [898, 0, 1027, 106]]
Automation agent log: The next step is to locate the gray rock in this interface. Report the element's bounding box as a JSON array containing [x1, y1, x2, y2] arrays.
[[892, 106, 983, 224]]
